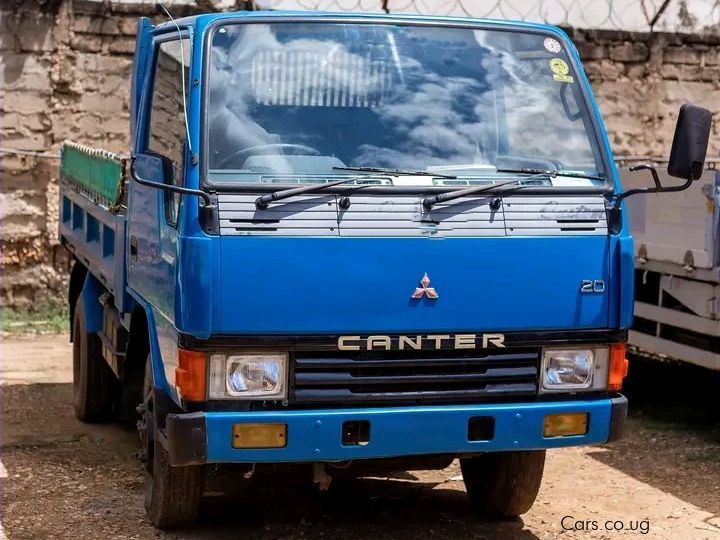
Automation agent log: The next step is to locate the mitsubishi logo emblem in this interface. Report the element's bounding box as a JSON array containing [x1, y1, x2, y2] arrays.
[[411, 273, 438, 299]]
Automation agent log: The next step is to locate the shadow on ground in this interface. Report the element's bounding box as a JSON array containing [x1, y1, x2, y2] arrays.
[[2, 383, 538, 539], [588, 356, 720, 517]]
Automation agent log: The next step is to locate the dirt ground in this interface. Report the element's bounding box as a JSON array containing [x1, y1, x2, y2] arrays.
[[3, 335, 720, 539]]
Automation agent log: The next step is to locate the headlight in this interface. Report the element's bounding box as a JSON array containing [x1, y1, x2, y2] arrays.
[[208, 353, 288, 400], [540, 347, 609, 393]]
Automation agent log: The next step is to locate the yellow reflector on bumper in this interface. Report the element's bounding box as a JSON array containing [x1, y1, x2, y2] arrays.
[[232, 423, 287, 449], [543, 413, 588, 437]]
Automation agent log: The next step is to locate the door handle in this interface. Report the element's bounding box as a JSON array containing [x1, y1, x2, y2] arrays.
[[130, 235, 138, 261]]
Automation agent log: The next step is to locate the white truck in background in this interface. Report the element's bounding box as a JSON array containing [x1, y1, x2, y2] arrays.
[[622, 158, 720, 371]]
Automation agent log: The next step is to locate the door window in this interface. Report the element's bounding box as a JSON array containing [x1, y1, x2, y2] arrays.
[[148, 37, 191, 226]]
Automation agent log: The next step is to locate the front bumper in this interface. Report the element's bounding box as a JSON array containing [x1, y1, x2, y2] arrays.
[[165, 395, 628, 466]]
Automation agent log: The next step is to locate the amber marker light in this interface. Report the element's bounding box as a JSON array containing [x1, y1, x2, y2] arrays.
[[608, 343, 629, 391], [176, 349, 207, 401], [232, 423, 287, 449]]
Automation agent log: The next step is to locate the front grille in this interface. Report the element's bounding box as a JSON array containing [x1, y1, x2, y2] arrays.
[[292, 348, 539, 406]]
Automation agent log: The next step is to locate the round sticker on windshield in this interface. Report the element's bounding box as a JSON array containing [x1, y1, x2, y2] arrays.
[[549, 58, 574, 83], [544, 37, 562, 53]]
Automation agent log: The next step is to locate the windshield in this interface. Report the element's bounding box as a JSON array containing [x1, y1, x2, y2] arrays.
[[206, 22, 606, 187]]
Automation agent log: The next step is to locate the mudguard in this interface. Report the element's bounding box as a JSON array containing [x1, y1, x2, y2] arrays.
[[80, 273, 105, 334]]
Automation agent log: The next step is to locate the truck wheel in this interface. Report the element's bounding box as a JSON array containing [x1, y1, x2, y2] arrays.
[[72, 297, 115, 422], [460, 450, 546, 518], [140, 357, 203, 528]]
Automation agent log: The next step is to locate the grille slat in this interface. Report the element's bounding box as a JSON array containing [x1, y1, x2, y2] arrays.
[[293, 349, 539, 405], [294, 383, 537, 404], [294, 352, 537, 370], [295, 366, 537, 386]]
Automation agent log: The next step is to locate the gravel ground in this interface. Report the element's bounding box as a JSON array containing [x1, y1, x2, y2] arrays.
[[3, 335, 720, 539]]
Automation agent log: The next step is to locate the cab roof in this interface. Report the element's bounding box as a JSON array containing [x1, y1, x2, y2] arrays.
[[154, 10, 567, 38]]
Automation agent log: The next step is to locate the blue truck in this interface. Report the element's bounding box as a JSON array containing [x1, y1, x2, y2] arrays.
[[59, 10, 711, 528]]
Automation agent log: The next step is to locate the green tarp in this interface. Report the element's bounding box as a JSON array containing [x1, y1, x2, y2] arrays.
[[60, 141, 126, 210]]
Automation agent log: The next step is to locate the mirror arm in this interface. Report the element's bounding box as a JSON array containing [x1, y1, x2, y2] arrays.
[[631, 163, 663, 188], [612, 163, 693, 211], [131, 166, 213, 207]]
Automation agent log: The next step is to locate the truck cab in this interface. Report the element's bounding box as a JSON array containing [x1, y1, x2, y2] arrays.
[[59, 10, 711, 528]]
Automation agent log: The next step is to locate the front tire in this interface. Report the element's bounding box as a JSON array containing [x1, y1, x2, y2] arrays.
[[140, 356, 204, 528], [72, 296, 115, 422], [460, 450, 546, 518]]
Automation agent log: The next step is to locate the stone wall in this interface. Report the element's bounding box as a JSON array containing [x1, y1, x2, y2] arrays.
[[569, 28, 720, 156], [1, 1, 720, 307], [0, 0, 197, 306]]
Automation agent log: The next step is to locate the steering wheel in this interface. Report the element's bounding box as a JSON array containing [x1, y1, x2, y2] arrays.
[[217, 143, 321, 169]]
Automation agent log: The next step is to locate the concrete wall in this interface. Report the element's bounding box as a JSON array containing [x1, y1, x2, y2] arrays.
[[2, 0, 720, 306]]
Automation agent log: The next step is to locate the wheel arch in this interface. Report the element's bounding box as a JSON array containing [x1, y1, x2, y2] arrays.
[[126, 299, 178, 422], [127, 305, 150, 381], [122, 301, 180, 426]]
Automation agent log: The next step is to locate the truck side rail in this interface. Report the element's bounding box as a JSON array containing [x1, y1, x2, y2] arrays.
[[60, 141, 128, 210], [59, 142, 129, 308]]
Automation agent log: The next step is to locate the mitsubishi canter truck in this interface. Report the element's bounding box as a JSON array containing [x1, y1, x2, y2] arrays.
[[58, 10, 712, 527]]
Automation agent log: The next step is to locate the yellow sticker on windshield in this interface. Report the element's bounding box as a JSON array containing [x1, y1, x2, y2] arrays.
[[549, 58, 574, 83]]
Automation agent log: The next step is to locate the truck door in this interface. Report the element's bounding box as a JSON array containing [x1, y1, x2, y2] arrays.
[[127, 33, 192, 386]]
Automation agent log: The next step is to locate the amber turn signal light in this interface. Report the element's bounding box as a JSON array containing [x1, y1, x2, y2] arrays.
[[175, 349, 206, 401], [608, 343, 629, 391]]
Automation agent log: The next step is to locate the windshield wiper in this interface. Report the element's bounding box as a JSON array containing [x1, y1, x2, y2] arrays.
[[421, 168, 607, 209], [497, 167, 606, 182], [333, 166, 457, 179], [255, 178, 359, 209], [422, 178, 522, 210], [422, 168, 553, 209]]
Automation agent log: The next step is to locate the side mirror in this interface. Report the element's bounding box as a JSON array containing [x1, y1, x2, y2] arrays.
[[667, 103, 712, 180], [132, 153, 170, 185], [130, 153, 212, 207], [613, 103, 712, 215], [609, 103, 712, 233]]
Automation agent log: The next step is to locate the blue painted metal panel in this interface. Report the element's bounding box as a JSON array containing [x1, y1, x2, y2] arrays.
[[81, 272, 104, 333], [59, 189, 123, 296], [213, 236, 610, 334], [125, 291, 178, 401], [617, 233, 635, 328], [126, 160, 162, 308], [176, 235, 214, 337], [153, 306, 180, 398], [179, 25, 204, 239], [205, 398, 613, 463], [130, 17, 153, 149], [126, 60, 169, 395], [127, 34, 190, 404], [113, 217, 131, 314]]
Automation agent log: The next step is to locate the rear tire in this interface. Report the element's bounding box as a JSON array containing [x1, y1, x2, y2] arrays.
[[141, 356, 204, 528], [72, 296, 115, 422], [460, 450, 546, 518]]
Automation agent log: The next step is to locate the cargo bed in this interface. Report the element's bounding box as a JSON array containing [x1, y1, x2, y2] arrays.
[[59, 141, 131, 312]]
